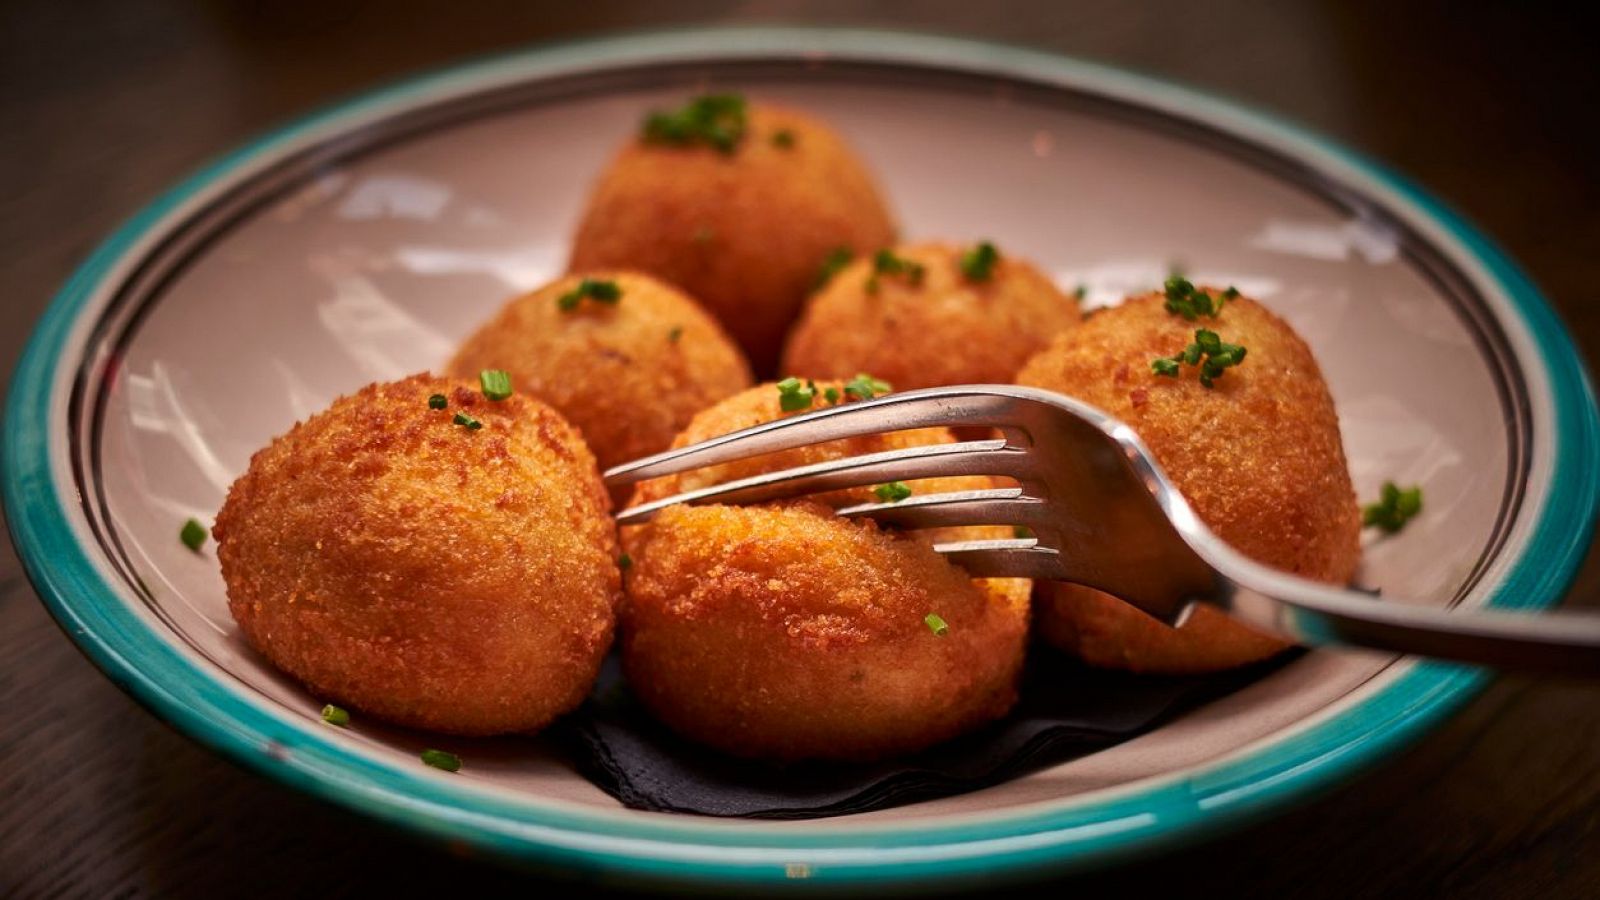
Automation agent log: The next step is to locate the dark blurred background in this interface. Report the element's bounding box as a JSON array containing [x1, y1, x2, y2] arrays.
[[1, 2, 1596, 897]]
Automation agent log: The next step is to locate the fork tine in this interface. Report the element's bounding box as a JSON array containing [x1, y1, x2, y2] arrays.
[[603, 387, 1028, 486], [932, 539, 1067, 580], [613, 439, 1034, 525], [836, 487, 1050, 530]]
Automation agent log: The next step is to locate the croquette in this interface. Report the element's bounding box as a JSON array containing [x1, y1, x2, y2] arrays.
[[1016, 288, 1361, 673], [623, 502, 1031, 762], [629, 378, 979, 513], [569, 98, 896, 373], [214, 374, 620, 735], [782, 242, 1080, 389], [621, 380, 1030, 761], [448, 271, 752, 475]]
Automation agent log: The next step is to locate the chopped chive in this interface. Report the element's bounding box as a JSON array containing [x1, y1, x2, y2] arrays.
[[180, 518, 207, 552], [776, 377, 816, 412], [428, 393, 448, 410], [558, 278, 623, 311], [421, 749, 461, 772], [619, 553, 633, 571], [873, 481, 913, 503], [479, 369, 513, 401], [1161, 275, 1231, 321], [822, 386, 840, 406], [668, 326, 684, 344], [321, 704, 349, 727], [1362, 481, 1424, 533], [871, 248, 925, 288], [771, 128, 796, 148], [959, 241, 1001, 282], [1152, 328, 1246, 388], [642, 93, 748, 154], [924, 613, 949, 636], [453, 412, 483, 430], [814, 247, 854, 290], [1075, 283, 1088, 300], [843, 373, 892, 401], [1013, 525, 1034, 540]]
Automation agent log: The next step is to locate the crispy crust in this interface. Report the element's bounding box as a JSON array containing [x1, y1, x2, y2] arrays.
[[622, 503, 1030, 761], [628, 379, 990, 515], [214, 374, 620, 735], [782, 242, 1080, 389], [1017, 291, 1361, 673], [569, 103, 896, 373], [620, 381, 1031, 761], [449, 271, 752, 474]]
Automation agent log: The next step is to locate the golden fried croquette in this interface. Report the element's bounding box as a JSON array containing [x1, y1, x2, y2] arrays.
[[623, 502, 1030, 762], [782, 242, 1080, 389], [448, 271, 752, 475], [1016, 289, 1361, 673], [214, 374, 620, 736], [621, 380, 1030, 761], [569, 99, 896, 373], [629, 378, 976, 513]]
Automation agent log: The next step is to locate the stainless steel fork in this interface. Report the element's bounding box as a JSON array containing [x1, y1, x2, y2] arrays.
[[605, 385, 1600, 675]]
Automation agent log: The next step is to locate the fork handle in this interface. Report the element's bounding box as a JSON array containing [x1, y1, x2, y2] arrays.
[[1218, 567, 1600, 676]]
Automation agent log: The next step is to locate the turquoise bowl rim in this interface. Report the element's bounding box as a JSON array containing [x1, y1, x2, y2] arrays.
[[4, 27, 1596, 890]]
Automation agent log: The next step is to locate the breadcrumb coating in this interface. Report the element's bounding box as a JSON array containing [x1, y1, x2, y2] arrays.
[[569, 103, 896, 373], [782, 242, 1080, 389], [623, 502, 1030, 761], [449, 271, 752, 475], [214, 374, 619, 735], [1016, 290, 1360, 673], [620, 381, 1031, 760], [629, 379, 986, 514]]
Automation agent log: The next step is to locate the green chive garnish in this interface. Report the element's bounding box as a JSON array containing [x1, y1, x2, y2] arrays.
[[558, 278, 623, 311], [1151, 328, 1247, 388], [428, 393, 448, 409], [619, 553, 633, 571], [959, 241, 1000, 282], [843, 373, 891, 401], [479, 369, 512, 401], [668, 326, 684, 344], [771, 128, 796, 149], [642, 94, 748, 154], [814, 247, 853, 290], [180, 518, 207, 552], [776, 377, 817, 412], [869, 248, 926, 291], [1161, 275, 1235, 321], [421, 749, 461, 772], [924, 613, 949, 636], [1075, 283, 1088, 300], [1013, 525, 1034, 540], [453, 412, 483, 430], [1362, 482, 1424, 534], [873, 482, 912, 503], [321, 704, 349, 727]]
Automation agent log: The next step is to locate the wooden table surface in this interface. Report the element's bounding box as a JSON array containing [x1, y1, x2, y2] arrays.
[[2, 2, 1596, 896]]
